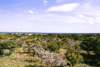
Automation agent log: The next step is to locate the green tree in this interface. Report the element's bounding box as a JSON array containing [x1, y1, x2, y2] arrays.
[[57, 38, 68, 48], [79, 36, 100, 66], [25, 39, 32, 53], [79, 37, 95, 55], [65, 47, 83, 66], [47, 40, 59, 52], [0, 40, 17, 55], [91, 38, 100, 65]]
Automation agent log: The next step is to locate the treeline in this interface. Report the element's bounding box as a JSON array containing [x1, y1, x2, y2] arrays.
[[0, 33, 100, 67]]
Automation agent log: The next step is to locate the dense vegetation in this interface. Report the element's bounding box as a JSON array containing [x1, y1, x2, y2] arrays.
[[0, 33, 100, 67]]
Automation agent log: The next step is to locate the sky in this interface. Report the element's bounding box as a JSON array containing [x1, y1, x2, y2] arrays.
[[0, 0, 100, 33]]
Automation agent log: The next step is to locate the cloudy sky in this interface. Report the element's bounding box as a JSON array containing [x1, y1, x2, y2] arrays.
[[0, 0, 100, 33]]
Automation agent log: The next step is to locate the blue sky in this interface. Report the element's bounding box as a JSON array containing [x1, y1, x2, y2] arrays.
[[0, 0, 100, 33]]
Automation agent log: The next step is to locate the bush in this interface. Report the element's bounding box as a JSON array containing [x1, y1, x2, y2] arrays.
[[65, 47, 84, 66], [46, 40, 59, 52], [1, 49, 10, 56], [33, 45, 67, 67], [0, 40, 17, 55], [47, 43, 59, 52]]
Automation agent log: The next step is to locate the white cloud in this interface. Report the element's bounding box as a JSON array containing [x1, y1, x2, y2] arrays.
[[27, 14, 95, 24], [1, 0, 100, 33], [17, 26, 21, 29], [86, 17, 94, 24], [45, 10, 49, 13], [36, 12, 39, 14], [95, 17, 100, 23], [28, 10, 35, 14], [17, 26, 26, 29], [43, 0, 48, 5], [43, 26, 51, 29], [75, 3, 100, 17], [78, 14, 85, 18], [20, 22, 25, 23], [28, 10, 39, 14], [80, 26, 86, 28], [77, 14, 94, 24], [22, 26, 26, 28], [46, 3, 79, 12]]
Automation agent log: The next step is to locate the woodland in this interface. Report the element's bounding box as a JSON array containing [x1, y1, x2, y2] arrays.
[[0, 33, 100, 67]]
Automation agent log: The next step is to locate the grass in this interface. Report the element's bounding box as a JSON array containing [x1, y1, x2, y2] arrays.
[[59, 48, 66, 52], [81, 50, 87, 53]]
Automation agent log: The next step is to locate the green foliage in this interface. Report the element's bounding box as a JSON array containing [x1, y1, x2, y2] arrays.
[[49, 43, 59, 52], [74, 41, 80, 50], [16, 38, 25, 47], [73, 63, 90, 67], [0, 40, 17, 49], [26, 39, 31, 44], [0, 40, 17, 55], [79, 37, 96, 54], [14, 33, 21, 38], [47, 40, 59, 52], [0, 33, 8, 41], [92, 38, 100, 54], [65, 47, 84, 66], [1, 33, 100, 66], [57, 38, 68, 48], [32, 38, 39, 44], [57, 34, 62, 38], [91, 38, 100, 65], [79, 36, 100, 66], [1, 36, 8, 41], [11, 36, 17, 41], [71, 34, 80, 40]]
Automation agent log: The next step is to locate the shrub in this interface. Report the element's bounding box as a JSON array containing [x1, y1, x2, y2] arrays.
[[33, 45, 67, 67], [1, 49, 10, 56], [16, 38, 25, 47], [47, 43, 59, 52], [47, 40, 59, 52], [65, 47, 84, 66], [0, 40, 17, 55]]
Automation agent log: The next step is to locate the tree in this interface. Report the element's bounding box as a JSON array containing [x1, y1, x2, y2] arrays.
[[71, 34, 80, 40], [74, 41, 80, 50], [57, 34, 62, 38], [17, 38, 25, 47], [33, 45, 67, 67], [79, 36, 100, 66], [25, 39, 32, 53], [65, 47, 83, 66], [57, 38, 67, 48], [47, 40, 59, 52], [67, 39, 74, 47], [0, 40, 17, 55], [79, 37, 95, 55], [91, 38, 100, 65]]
